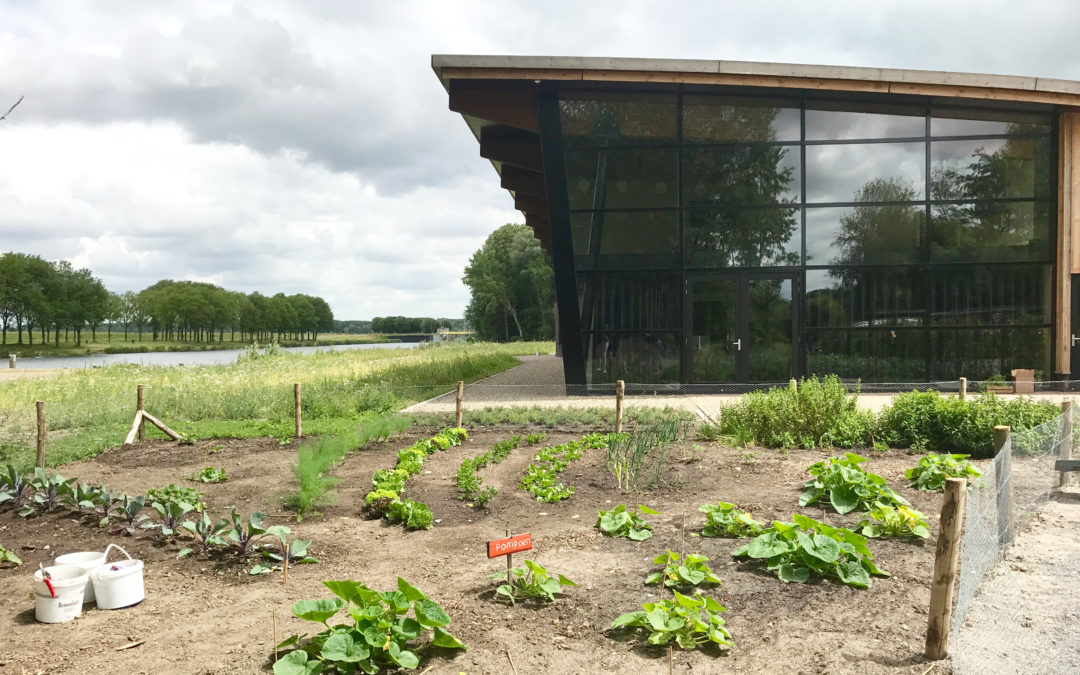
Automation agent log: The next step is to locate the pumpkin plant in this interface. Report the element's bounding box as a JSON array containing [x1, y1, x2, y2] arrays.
[[490, 559, 576, 605], [698, 502, 763, 538], [612, 591, 733, 651], [596, 504, 659, 541], [645, 550, 721, 590], [905, 453, 982, 491], [274, 577, 466, 674], [800, 452, 909, 514]]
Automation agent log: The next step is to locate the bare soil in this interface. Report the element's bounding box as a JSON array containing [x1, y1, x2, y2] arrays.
[[0, 430, 950, 674]]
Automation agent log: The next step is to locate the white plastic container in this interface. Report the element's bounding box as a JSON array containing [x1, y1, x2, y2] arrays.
[[33, 565, 89, 623], [54, 550, 107, 603], [89, 544, 144, 610]]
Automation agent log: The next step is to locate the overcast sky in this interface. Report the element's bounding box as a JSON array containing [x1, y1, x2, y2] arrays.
[[2, 1, 1079, 319]]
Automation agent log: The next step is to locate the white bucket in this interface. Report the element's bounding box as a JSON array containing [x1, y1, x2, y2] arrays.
[[33, 565, 89, 623], [54, 550, 106, 603], [89, 544, 144, 610]]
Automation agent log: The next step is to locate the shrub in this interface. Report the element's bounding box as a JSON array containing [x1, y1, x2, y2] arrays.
[[717, 376, 875, 449], [878, 391, 1059, 457]]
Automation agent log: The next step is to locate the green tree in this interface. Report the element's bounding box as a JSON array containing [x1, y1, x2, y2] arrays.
[[463, 223, 555, 342]]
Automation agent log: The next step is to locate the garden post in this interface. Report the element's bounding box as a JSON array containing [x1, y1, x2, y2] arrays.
[[789, 378, 797, 391], [137, 384, 146, 442], [958, 377, 966, 400], [925, 477, 966, 660], [7, 354, 14, 369], [615, 380, 625, 433], [455, 381, 464, 427], [1059, 401, 1073, 488], [35, 401, 45, 468], [993, 425, 1013, 546], [294, 383, 302, 438]]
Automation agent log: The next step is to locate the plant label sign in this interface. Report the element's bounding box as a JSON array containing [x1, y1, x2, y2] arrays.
[[487, 533, 532, 559]]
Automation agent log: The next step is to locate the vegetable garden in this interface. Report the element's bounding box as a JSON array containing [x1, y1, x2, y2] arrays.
[[0, 408, 1001, 674]]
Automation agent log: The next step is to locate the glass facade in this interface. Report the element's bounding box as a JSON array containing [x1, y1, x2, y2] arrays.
[[556, 87, 1055, 384]]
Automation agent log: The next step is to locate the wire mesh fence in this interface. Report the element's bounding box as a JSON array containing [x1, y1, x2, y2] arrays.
[[950, 406, 1078, 674]]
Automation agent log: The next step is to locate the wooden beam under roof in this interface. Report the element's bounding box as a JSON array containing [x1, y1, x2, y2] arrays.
[[501, 165, 545, 198], [514, 194, 548, 214], [479, 125, 542, 171], [449, 79, 538, 131]]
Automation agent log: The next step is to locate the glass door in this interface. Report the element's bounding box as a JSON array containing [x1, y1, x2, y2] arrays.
[[689, 274, 797, 383]]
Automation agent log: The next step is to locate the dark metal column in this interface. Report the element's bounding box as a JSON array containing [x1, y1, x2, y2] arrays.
[[537, 82, 587, 386]]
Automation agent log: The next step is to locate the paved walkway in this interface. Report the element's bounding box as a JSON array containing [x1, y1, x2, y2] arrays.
[[402, 355, 1080, 419]]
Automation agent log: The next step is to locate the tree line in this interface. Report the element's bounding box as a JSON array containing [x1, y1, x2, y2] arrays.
[[0, 252, 334, 346], [369, 317, 463, 334]]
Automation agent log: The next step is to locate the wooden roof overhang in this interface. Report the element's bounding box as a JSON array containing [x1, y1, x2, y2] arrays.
[[433, 55, 1080, 253]]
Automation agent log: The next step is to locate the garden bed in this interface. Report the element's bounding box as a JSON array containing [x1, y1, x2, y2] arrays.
[[0, 428, 954, 674]]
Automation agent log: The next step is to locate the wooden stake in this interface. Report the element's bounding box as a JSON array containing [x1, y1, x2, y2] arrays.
[[136, 384, 146, 442], [993, 425, 1013, 546], [272, 610, 278, 662], [282, 552, 289, 586], [924, 477, 967, 660], [1059, 401, 1073, 488], [124, 411, 143, 446], [294, 383, 302, 439], [35, 401, 45, 468], [505, 528, 513, 586], [505, 644, 518, 675], [455, 380, 464, 427], [958, 377, 967, 401], [615, 380, 625, 433], [140, 411, 182, 441]]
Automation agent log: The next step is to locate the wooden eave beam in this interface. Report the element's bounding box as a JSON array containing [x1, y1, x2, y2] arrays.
[[480, 125, 542, 171], [449, 80, 538, 131], [501, 166, 546, 198], [441, 67, 1080, 108], [514, 194, 548, 214]]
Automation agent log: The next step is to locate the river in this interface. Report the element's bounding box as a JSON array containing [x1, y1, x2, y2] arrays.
[[8, 341, 420, 369]]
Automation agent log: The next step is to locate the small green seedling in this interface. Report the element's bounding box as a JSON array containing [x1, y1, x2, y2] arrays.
[[20, 469, 70, 517], [645, 550, 721, 590], [227, 508, 287, 557], [193, 467, 229, 484], [0, 543, 21, 566], [612, 591, 733, 651], [596, 504, 659, 541], [0, 464, 32, 508], [698, 502, 763, 538], [262, 527, 319, 566], [491, 559, 576, 605], [110, 494, 146, 536]]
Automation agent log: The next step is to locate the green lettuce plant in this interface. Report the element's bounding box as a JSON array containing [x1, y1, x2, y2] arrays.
[[858, 505, 931, 539]]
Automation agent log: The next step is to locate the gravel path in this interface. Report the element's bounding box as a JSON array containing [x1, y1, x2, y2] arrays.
[[951, 488, 1080, 674]]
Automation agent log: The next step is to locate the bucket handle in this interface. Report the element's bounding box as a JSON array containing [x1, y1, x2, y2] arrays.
[[102, 544, 133, 565]]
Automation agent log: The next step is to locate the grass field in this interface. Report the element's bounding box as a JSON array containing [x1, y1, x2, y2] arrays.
[[0, 340, 553, 469], [1, 332, 391, 358]]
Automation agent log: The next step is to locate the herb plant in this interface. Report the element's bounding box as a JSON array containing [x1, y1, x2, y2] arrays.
[[733, 514, 889, 588], [698, 502, 763, 538], [274, 577, 466, 674], [491, 559, 576, 605], [646, 550, 721, 590], [612, 591, 733, 651], [605, 420, 683, 491], [800, 452, 910, 514], [905, 453, 982, 491], [858, 505, 931, 539], [595, 504, 659, 541], [193, 467, 229, 484]]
